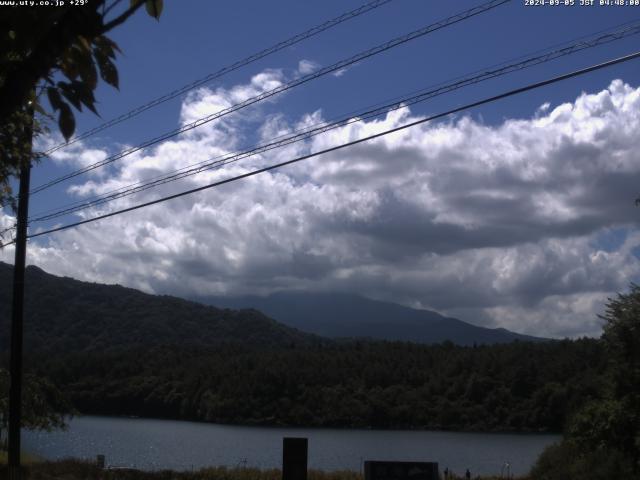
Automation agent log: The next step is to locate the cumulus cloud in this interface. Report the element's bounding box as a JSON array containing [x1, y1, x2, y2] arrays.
[[4, 76, 640, 338]]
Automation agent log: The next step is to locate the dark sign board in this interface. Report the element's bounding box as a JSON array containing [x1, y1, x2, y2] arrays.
[[364, 461, 439, 480], [282, 437, 308, 480]]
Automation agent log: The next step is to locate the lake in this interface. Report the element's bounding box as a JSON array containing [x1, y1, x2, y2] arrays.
[[23, 416, 559, 477]]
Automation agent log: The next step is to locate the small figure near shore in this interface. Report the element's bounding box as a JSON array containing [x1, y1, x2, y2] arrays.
[[465, 468, 471, 480], [443, 467, 449, 479]]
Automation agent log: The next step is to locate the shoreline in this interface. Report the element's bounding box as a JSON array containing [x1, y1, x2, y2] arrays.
[[24, 416, 557, 477], [66, 413, 562, 436], [1, 459, 529, 480]]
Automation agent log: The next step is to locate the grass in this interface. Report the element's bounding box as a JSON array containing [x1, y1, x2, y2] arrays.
[[0, 450, 42, 465], [0, 459, 528, 480]]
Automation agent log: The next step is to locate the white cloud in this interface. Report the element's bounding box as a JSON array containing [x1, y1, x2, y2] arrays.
[[332, 67, 348, 78], [4, 77, 640, 339], [297, 59, 320, 76]]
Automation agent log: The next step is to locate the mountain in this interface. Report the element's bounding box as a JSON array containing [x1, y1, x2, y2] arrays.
[[0, 262, 320, 353], [0, 261, 544, 354], [199, 291, 546, 345]]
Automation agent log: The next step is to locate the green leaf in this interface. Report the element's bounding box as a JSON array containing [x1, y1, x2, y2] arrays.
[[58, 82, 82, 111], [47, 88, 63, 111], [58, 102, 75, 141], [108, 38, 122, 54], [145, 0, 163, 19], [78, 56, 98, 91], [77, 36, 92, 53], [71, 81, 98, 115], [96, 55, 119, 89], [93, 36, 120, 59], [65, 44, 98, 91], [59, 54, 79, 81]]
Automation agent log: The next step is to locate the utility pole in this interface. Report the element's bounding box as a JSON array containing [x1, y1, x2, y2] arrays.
[[8, 107, 33, 480]]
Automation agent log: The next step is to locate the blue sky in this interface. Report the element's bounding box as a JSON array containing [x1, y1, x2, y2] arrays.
[[4, 0, 640, 338], [78, 0, 640, 133], [28, 0, 640, 211]]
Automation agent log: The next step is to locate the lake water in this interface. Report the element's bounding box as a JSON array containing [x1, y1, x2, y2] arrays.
[[23, 416, 559, 477]]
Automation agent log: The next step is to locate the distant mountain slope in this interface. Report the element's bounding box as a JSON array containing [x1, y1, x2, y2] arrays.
[[0, 262, 320, 353], [200, 291, 546, 345]]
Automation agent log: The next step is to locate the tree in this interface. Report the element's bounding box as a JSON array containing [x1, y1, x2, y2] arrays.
[[0, 0, 164, 207], [531, 440, 633, 480], [0, 368, 74, 450], [596, 285, 640, 471], [601, 284, 640, 404], [532, 284, 640, 479]]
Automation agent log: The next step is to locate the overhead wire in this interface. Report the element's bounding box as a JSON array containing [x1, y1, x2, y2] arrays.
[[43, 0, 396, 156], [30, 0, 511, 195], [4, 49, 636, 248], [27, 19, 640, 224]]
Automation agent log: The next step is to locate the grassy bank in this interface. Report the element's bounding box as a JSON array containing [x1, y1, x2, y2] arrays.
[[0, 451, 41, 465], [0, 459, 528, 480]]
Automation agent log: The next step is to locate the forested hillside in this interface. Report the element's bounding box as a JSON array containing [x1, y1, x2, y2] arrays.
[[0, 263, 320, 353], [0, 262, 545, 351], [36, 339, 605, 432], [0, 262, 608, 433]]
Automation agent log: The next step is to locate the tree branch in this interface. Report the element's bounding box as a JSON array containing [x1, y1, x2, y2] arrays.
[[103, 0, 126, 17], [100, 1, 145, 35]]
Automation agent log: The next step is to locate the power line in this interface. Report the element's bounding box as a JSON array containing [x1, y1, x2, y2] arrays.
[[30, 0, 511, 195], [28, 19, 640, 224], [43, 0, 396, 156], [34, 0, 509, 193], [12, 49, 639, 246], [0, 226, 15, 236], [31, 18, 640, 221]]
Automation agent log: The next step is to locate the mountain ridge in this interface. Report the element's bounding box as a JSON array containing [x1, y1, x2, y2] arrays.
[[198, 290, 547, 345], [0, 262, 320, 353], [0, 261, 546, 351]]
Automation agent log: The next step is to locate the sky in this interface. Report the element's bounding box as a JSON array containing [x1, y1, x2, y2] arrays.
[[3, 0, 640, 338]]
